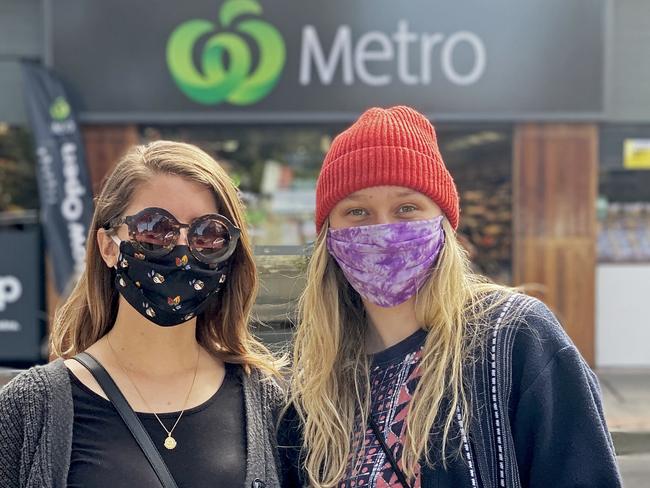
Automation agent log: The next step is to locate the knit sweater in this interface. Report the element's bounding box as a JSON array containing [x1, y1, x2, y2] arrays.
[[278, 295, 623, 487], [0, 358, 284, 488]]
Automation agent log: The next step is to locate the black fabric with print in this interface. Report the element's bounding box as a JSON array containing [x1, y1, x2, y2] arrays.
[[115, 241, 227, 326]]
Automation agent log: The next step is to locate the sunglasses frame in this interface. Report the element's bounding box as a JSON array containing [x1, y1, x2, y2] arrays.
[[103, 207, 241, 265]]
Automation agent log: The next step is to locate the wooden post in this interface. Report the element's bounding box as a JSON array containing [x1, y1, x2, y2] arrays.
[[513, 123, 598, 366], [82, 124, 140, 193]]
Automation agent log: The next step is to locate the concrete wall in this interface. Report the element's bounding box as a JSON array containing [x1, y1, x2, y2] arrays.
[[596, 264, 650, 367], [604, 0, 650, 122]]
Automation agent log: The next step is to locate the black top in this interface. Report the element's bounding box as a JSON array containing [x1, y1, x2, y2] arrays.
[[369, 327, 427, 366], [66, 362, 247, 488]]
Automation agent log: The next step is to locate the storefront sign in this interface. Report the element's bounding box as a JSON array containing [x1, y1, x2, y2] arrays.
[[22, 62, 94, 294], [50, 0, 605, 122], [0, 226, 43, 362], [624, 139, 650, 169], [0, 276, 22, 313]]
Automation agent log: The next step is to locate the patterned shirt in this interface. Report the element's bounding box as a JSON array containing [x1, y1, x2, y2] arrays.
[[339, 329, 427, 488]]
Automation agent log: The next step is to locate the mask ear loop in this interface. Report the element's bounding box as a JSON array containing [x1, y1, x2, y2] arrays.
[[109, 233, 123, 270]]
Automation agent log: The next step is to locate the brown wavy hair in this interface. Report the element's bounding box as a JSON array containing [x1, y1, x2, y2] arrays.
[[51, 140, 281, 375]]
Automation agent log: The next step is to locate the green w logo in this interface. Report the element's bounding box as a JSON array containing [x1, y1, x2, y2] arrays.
[[166, 0, 286, 106], [50, 97, 71, 121]]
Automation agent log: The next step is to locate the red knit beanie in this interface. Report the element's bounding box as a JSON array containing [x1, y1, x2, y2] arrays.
[[315, 106, 459, 232]]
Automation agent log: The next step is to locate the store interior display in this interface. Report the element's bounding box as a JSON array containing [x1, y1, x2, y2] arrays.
[[599, 125, 650, 264], [440, 128, 513, 283], [0, 126, 38, 214], [0, 123, 515, 331], [142, 125, 339, 248], [598, 202, 650, 263], [143, 124, 514, 283]]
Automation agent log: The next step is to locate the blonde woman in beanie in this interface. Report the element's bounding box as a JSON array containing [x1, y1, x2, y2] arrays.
[[278, 107, 621, 488]]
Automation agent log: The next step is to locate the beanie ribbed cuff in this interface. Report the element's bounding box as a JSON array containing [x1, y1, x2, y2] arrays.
[[315, 146, 458, 231], [314, 106, 460, 233]]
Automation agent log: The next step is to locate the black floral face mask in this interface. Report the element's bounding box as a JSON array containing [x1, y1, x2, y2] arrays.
[[113, 239, 228, 327]]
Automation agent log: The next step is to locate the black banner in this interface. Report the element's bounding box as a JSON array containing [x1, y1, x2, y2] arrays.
[[21, 62, 94, 294], [0, 222, 44, 363]]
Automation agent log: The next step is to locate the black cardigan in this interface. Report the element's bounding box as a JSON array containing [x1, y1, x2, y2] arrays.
[[277, 295, 622, 488]]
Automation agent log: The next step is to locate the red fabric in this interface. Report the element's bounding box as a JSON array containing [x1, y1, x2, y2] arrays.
[[315, 106, 459, 232]]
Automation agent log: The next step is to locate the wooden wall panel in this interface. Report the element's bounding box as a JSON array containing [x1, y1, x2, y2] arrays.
[[513, 124, 598, 365], [82, 124, 140, 194]]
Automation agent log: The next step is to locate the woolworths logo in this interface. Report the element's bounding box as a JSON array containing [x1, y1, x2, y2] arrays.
[[50, 97, 71, 121], [166, 0, 286, 106]]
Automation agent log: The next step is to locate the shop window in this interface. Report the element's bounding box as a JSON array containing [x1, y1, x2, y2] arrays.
[[439, 126, 513, 283], [141, 125, 513, 283], [0, 125, 38, 213], [599, 125, 650, 263]]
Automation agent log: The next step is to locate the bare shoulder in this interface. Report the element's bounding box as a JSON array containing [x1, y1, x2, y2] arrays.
[[201, 349, 228, 389], [63, 346, 110, 401]]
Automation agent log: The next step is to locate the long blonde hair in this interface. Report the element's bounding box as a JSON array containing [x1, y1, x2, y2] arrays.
[[51, 140, 280, 375], [290, 218, 517, 486]]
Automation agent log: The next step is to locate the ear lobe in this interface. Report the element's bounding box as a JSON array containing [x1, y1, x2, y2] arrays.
[[97, 228, 119, 268]]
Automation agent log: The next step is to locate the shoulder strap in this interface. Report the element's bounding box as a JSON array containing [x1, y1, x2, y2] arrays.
[[73, 352, 179, 488], [368, 415, 412, 488]]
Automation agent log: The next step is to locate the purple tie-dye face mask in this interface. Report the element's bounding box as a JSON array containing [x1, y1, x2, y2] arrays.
[[327, 216, 445, 308]]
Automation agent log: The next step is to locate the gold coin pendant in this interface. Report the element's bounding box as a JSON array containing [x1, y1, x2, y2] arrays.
[[164, 435, 177, 450]]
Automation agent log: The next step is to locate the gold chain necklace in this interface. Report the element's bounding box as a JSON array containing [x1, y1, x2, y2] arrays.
[[106, 336, 200, 450]]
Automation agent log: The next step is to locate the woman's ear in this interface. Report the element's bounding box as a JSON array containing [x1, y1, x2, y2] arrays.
[[97, 228, 119, 268]]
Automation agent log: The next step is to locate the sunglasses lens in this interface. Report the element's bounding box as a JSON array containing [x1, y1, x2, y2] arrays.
[[132, 211, 177, 253], [190, 218, 232, 262]]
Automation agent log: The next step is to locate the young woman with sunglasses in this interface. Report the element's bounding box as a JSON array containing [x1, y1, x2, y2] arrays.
[[0, 141, 284, 487], [279, 107, 621, 487]]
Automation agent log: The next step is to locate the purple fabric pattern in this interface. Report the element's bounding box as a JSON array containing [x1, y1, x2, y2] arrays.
[[327, 217, 445, 307]]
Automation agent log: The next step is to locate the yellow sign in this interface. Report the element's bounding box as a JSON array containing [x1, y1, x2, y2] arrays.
[[623, 139, 650, 169]]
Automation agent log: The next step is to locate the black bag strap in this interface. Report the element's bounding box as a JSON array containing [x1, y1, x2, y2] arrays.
[[73, 352, 179, 488], [368, 415, 412, 488]]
